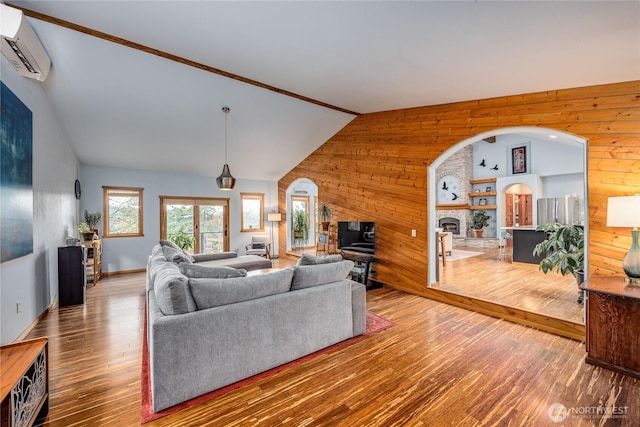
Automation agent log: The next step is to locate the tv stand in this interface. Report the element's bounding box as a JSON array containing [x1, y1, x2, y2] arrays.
[[340, 250, 379, 290]]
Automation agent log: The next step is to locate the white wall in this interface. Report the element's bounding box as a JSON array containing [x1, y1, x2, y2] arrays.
[[80, 165, 278, 273], [1, 60, 79, 344]]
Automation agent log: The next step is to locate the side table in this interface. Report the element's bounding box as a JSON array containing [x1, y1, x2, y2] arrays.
[[340, 250, 379, 290], [579, 276, 640, 379], [1, 337, 49, 426]]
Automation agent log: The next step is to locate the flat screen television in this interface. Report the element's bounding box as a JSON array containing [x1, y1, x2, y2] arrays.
[[337, 221, 376, 254]]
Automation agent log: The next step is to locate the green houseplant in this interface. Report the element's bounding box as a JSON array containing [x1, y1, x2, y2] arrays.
[[533, 223, 585, 302], [83, 210, 102, 232], [292, 208, 310, 248], [168, 230, 195, 252], [471, 210, 491, 238], [319, 202, 333, 231]]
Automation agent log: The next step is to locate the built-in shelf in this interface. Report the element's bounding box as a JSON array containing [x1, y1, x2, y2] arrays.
[[436, 203, 469, 210], [469, 191, 497, 197], [470, 178, 497, 185], [469, 204, 498, 210], [469, 178, 497, 211]]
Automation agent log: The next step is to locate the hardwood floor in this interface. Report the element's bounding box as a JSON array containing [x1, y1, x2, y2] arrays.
[[26, 257, 638, 426], [434, 247, 584, 324]]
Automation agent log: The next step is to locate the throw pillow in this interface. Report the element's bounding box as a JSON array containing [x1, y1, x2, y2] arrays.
[[189, 269, 294, 310], [297, 253, 343, 266], [291, 260, 354, 290], [153, 264, 196, 315], [252, 243, 266, 249], [159, 239, 181, 251], [179, 263, 247, 278], [162, 245, 193, 264]]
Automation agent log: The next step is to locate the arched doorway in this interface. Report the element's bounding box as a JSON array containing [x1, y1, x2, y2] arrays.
[[428, 127, 588, 324], [285, 178, 318, 256]]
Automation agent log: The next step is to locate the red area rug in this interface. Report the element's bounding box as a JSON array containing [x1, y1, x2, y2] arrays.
[[141, 311, 394, 423]]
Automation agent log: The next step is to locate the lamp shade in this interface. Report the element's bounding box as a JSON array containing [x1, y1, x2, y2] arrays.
[[607, 195, 640, 228], [268, 212, 282, 222], [216, 164, 236, 190]]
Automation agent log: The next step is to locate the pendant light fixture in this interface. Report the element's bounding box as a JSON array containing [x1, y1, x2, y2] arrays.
[[216, 106, 236, 190]]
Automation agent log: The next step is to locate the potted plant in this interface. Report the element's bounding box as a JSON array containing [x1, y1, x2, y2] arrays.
[[77, 222, 94, 241], [471, 210, 491, 238], [168, 230, 195, 252], [319, 202, 333, 231], [533, 222, 585, 302], [292, 208, 310, 248], [83, 210, 102, 236]]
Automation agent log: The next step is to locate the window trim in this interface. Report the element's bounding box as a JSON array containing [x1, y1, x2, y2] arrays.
[[102, 186, 144, 238], [240, 192, 265, 232]]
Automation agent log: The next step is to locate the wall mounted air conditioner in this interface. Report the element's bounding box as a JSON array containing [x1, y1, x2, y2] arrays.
[[0, 4, 50, 81]]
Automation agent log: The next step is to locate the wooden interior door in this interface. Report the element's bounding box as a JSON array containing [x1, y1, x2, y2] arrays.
[[505, 194, 514, 226], [518, 194, 533, 226]]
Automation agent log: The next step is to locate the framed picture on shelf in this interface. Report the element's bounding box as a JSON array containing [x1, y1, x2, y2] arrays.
[[485, 186, 492, 192], [479, 198, 487, 206], [512, 146, 527, 174]]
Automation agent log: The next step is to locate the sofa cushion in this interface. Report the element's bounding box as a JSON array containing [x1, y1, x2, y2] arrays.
[[192, 252, 237, 262], [189, 269, 293, 310], [197, 255, 272, 272], [297, 253, 343, 266], [153, 263, 196, 315], [179, 263, 247, 278], [162, 245, 193, 264], [291, 260, 354, 290]]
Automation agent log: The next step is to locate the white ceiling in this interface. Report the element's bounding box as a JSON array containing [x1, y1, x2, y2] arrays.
[[6, 1, 640, 181]]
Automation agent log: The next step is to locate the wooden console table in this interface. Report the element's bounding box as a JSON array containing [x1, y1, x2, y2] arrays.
[[1, 337, 49, 427], [580, 276, 640, 379]]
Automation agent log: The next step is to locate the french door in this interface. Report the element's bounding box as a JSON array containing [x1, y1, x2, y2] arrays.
[[160, 196, 229, 254]]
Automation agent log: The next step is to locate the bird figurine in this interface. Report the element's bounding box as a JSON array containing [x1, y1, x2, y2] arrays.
[[451, 192, 459, 201], [491, 164, 499, 170], [442, 182, 448, 191], [479, 159, 486, 167]]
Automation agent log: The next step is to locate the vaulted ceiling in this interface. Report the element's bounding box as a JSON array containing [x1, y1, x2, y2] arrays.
[[6, 1, 640, 181]]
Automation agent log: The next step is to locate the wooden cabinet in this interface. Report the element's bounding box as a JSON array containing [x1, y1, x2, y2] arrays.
[[580, 277, 640, 379], [1, 337, 48, 427], [58, 246, 86, 307], [78, 239, 102, 285]]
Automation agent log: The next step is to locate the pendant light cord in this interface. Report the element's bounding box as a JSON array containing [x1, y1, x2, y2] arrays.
[[223, 106, 230, 164]]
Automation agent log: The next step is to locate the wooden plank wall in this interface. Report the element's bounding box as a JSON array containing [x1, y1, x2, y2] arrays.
[[278, 81, 640, 296]]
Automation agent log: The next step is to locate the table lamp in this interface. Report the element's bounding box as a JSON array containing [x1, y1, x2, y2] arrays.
[[268, 212, 282, 259], [607, 195, 640, 283]]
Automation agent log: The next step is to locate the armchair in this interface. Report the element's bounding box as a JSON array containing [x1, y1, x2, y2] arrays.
[[245, 236, 271, 259]]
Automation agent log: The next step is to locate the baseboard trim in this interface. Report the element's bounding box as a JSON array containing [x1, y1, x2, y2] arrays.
[[15, 300, 57, 343], [415, 285, 585, 341]]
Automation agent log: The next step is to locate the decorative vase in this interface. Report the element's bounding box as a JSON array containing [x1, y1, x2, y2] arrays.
[[473, 229, 483, 238], [321, 222, 330, 231], [81, 232, 94, 241]]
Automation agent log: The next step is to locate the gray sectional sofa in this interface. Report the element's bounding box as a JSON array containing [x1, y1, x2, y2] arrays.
[[146, 243, 367, 411], [159, 240, 272, 271]]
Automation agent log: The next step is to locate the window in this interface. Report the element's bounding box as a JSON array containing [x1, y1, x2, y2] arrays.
[[240, 193, 264, 232], [159, 196, 229, 253], [103, 186, 144, 237]]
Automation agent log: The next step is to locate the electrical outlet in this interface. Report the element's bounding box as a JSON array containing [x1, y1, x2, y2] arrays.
[[16, 302, 21, 313], [411, 229, 417, 237]]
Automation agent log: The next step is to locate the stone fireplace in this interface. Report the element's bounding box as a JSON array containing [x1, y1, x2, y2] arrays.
[[436, 146, 473, 239], [439, 217, 460, 234]]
